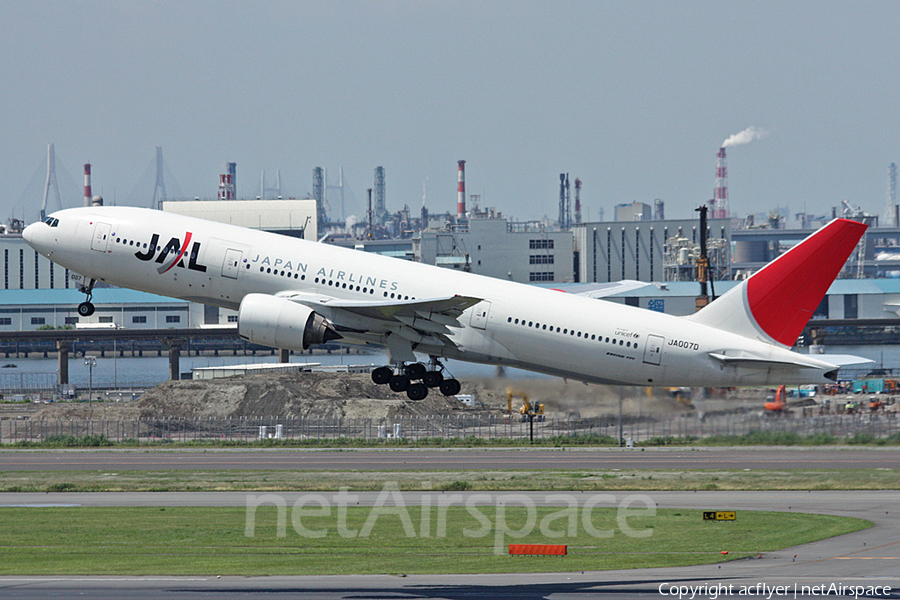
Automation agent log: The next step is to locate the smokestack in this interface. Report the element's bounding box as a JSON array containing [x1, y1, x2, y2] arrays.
[[218, 162, 236, 200], [457, 160, 466, 219], [83, 164, 92, 207], [367, 188, 373, 238], [374, 166, 386, 221], [558, 174, 566, 230], [574, 178, 582, 225], [714, 147, 728, 219]]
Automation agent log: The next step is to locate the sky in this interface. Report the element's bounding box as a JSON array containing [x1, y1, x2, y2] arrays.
[[2, 0, 899, 225]]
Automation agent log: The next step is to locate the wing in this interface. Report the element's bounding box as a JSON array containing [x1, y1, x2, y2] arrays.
[[274, 291, 482, 361]]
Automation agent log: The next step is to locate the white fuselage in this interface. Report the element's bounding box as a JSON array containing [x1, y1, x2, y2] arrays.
[[25, 207, 839, 387]]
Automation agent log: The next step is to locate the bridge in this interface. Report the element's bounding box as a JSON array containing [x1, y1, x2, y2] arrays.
[[0, 327, 276, 384]]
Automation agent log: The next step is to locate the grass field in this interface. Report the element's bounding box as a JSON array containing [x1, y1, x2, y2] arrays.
[[1, 467, 897, 493], [0, 506, 870, 575]]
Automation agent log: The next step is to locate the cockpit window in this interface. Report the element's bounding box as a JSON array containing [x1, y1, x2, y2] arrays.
[[41, 217, 59, 227]]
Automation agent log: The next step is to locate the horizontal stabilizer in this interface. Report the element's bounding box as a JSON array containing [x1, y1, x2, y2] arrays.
[[811, 354, 874, 367], [708, 351, 834, 370]]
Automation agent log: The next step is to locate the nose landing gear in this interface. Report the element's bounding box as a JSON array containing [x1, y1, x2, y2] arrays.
[[77, 279, 96, 317], [370, 358, 461, 400]]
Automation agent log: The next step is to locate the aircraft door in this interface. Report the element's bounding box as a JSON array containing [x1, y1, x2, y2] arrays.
[[469, 301, 492, 330], [643, 334, 664, 366], [222, 249, 242, 279], [90, 222, 111, 252]]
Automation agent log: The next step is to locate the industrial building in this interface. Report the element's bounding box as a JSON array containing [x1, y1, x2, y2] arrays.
[[573, 218, 732, 284], [414, 217, 574, 283], [593, 279, 900, 322], [0, 230, 71, 291], [12, 146, 900, 337], [161, 198, 317, 241], [0, 289, 191, 332]]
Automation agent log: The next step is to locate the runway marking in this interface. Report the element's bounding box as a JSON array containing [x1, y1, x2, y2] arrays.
[[833, 557, 900, 560]]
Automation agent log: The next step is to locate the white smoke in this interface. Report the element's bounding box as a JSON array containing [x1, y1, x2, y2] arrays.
[[722, 126, 769, 148]]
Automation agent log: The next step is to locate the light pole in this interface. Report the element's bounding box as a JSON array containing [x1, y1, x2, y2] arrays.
[[84, 356, 96, 404]]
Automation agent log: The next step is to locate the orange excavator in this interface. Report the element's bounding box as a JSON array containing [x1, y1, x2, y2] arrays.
[[764, 385, 787, 412]]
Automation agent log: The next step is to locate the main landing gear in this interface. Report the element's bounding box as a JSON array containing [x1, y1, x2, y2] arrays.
[[77, 279, 96, 317], [371, 358, 462, 401]]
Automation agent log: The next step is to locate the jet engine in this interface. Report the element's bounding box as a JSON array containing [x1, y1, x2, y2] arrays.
[[237, 293, 341, 350]]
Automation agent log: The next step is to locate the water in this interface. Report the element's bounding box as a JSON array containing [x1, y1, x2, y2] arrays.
[[0, 344, 891, 390], [0, 349, 537, 389]]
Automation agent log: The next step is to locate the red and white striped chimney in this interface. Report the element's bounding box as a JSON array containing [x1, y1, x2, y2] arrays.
[[84, 164, 92, 207], [457, 160, 466, 219], [714, 148, 728, 218]]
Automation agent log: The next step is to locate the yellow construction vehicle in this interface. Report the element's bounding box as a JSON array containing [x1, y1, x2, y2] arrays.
[[507, 389, 545, 422]]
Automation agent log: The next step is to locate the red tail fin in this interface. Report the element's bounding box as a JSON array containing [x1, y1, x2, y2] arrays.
[[747, 219, 866, 345], [689, 219, 867, 346]]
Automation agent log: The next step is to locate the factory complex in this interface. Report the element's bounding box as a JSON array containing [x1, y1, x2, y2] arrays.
[[6, 146, 900, 333]]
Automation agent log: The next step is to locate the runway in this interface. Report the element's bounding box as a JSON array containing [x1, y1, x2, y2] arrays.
[[0, 490, 898, 599], [1, 447, 898, 471]]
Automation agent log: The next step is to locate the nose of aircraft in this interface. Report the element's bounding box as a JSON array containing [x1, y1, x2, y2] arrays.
[[22, 221, 51, 256], [22, 222, 36, 245]]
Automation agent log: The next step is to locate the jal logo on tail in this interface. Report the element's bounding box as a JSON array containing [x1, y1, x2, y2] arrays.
[[134, 232, 208, 274]]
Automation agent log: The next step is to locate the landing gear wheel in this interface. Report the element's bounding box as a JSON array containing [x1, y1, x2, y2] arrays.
[[371, 366, 393, 385], [439, 379, 461, 396], [422, 370, 444, 388], [389, 374, 411, 392], [404, 363, 427, 380], [406, 383, 428, 401], [77, 302, 95, 317]]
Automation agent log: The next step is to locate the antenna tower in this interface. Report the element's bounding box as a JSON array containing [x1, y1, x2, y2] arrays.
[[40, 143, 62, 220], [151, 146, 167, 209], [374, 166, 386, 223], [312, 167, 326, 227], [325, 167, 346, 221], [260, 169, 282, 199]]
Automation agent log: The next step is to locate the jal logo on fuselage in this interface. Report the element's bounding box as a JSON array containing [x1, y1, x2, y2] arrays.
[[134, 232, 208, 275]]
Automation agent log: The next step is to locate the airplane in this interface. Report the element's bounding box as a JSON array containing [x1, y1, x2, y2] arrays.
[[24, 207, 867, 400]]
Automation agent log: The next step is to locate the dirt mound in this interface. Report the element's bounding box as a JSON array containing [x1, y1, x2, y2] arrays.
[[131, 372, 492, 420], [23, 371, 762, 422]]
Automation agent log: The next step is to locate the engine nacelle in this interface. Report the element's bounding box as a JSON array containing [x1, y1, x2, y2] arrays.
[[237, 294, 341, 350]]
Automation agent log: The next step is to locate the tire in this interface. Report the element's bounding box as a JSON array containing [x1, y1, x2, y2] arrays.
[[404, 363, 427, 380], [406, 383, 428, 401], [422, 370, 444, 388], [439, 378, 461, 396], [389, 374, 411, 392], [77, 302, 95, 317], [371, 366, 392, 385]]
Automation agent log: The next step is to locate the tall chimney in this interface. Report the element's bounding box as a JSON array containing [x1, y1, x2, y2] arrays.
[[574, 178, 582, 225], [218, 162, 236, 200], [457, 160, 466, 219], [714, 147, 728, 219], [83, 164, 92, 207]]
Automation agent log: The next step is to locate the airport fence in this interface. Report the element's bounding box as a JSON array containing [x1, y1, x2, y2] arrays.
[[0, 410, 898, 445]]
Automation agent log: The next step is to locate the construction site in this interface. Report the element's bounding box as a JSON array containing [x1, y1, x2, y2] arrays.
[[1, 371, 897, 446]]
